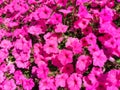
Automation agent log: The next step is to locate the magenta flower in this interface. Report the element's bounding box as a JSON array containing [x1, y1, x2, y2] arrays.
[[74, 18, 90, 29], [107, 85, 118, 90], [23, 78, 35, 90], [0, 49, 8, 64], [93, 50, 107, 67], [77, 4, 92, 19], [38, 5, 52, 19], [47, 13, 62, 25], [107, 69, 120, 87], [55, 73, 68, 87], [67, 73, 82, 90], [14, 70, 26, 85], [0, 71, 5, 83], [80, 37, 89, 47], [117, 0, 120, 2], [15, 59, 30, 69], [28, 25, 44, 35], [28, 0, 36, 4], [0, 0, 119, 89], [83, 67, 103, 90], [76, 55, 92, 74], [0, 29, 6, 40], [58, 49, 73, 65], [44, 32, 63, 43], [104, 38, 117, 49], [59, 8, 72, 16], [86, 33, 97, 45], [100, 6, 114, 23], [52, 55, 63, 68], [0, 39, 12, 50], [36, 61, 49, 79], [55, 23, 68, 33], [3, 79, 16, 90], [5, 63, 15, 74], [56, 0, 68, 7], [82, 26, 92, 35], [88, 44, 100, 55], [39, 77, 56, 90], [60, 63, 74, 75], [83, 74, 97, 90], [66, 37, 82, 54], [43, 38, 59, 54]]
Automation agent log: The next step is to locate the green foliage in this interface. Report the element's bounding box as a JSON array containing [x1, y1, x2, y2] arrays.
[[58, 38, 67, 49]]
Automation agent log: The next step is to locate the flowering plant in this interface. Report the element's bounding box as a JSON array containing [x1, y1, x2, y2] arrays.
[[0, 0, 120, 90]]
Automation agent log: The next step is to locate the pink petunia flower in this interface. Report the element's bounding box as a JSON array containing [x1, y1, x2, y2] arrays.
[[59, 8, 72, 17], [47, 13, 62, 25], [117, 0, 120, 2], [15, 59, 30, 69], [104, 38, 117, 49], [23, 78, 35, 90], [39, 77, 56, 90], [28, 25, 45, 35], [88, 44, 100, 55], [93, 50, 107, 67], [0, 49, 8, 64], [0, 39, 12, 50], [14, 70, 26, 85], [55, 23, 68, 33], [44, 32, 63, 43], [67, 73, 82, 90], [76, 55, 92, 74], [38, 5, 52, 19], [58, 49, 73, 65], [83, 67, 103, 90], [100, 6, 114, 23], [66, 37, 82, 54], [5, 63, 15, 74], [36, 61, 49, 79], [43, 38, 59, 54], [0, 71, 5, 83], [86, 33, 97, 45], [3, 79, 16, 90], [82, 26, 92, 35], [56, 0, 68, 7], [60, 63, 74, 75], [77, 4, 92, 19], [74, 18, 90, 29], [55, 73, 68, 87]]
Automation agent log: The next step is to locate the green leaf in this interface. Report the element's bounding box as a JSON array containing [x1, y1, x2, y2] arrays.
[[116, 59, 120, 63]]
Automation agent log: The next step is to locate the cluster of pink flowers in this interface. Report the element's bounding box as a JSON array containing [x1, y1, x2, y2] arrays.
[[0, 0, 120, 90]]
